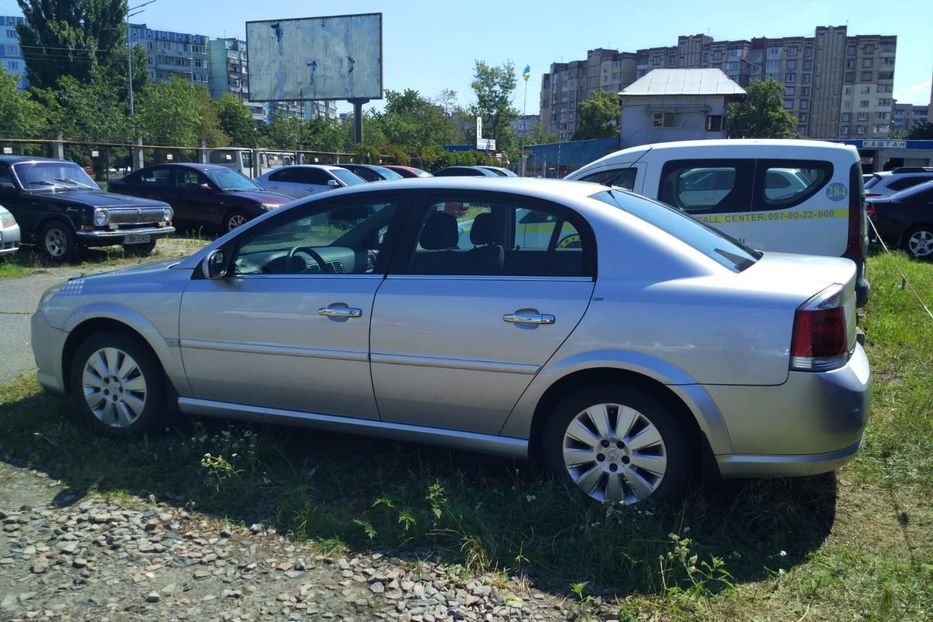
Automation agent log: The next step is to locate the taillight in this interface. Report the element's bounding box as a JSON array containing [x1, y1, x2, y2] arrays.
[[865, 193, 881, 198], [846, 163, 866, 257], [790, 285, 851, 371]]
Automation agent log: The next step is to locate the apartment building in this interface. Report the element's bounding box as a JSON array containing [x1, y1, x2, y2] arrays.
[[0, 15, 25, 88], [540, 49, 636, 140], [542, 26, 898, 141], [892, 102, 930, 134], [128, 23, 210, 87]]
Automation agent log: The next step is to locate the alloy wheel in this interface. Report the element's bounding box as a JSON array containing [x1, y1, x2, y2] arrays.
[[907, 229, 933, 258], [562, 402, 667, 504], [227, 213, 247, 231], [45, 228, 67, 259], [81, 347, 148, 428]]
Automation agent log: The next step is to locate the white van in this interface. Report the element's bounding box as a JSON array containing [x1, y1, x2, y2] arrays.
[[566, 139, 869, 306]]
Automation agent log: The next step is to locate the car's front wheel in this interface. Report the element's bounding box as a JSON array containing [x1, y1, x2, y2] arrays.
[[224, 210, 249, 232], [40, 221, 76, 263], [543, 385, 694, 506], [904, 225, 933, 260], [70, 332, 166, 437]]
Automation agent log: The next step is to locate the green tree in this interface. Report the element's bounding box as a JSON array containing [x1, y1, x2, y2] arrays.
[[905, 122, 933, 139], [523, 120, 559, 145], [727, 79, 798, 138], [469, 60, 518, 150], [216, 94, 259, 146], [370, 89, 457, 150], [261, 114, 311, 150], [0, 68, 48, 136], [16, 0, 143, 90], [572, 91, 620, 140], [136, 77, 224, 146], [36, 71, 128, 142]]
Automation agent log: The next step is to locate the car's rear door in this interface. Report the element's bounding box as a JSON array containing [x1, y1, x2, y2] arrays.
[[369, 191, 595, 435]]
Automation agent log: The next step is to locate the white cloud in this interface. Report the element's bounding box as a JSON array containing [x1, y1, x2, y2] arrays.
[[894, 78, 932, 105]]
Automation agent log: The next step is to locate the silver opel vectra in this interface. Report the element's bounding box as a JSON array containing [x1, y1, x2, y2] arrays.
[[31, 178, 871, 505]]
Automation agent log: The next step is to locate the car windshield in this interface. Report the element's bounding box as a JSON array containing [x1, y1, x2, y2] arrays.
[[373, 166, 403, 180], [204, 168, 262, 191], [591, 189, 761, 272], [13, 161, 100, 191], [331, 169, 366, 186]]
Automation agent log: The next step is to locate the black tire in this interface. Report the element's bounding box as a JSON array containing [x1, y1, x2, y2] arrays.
[[124, 239, 157, 257], [39, 220, 76, 263], [542, 384, 695, 507], [902, 225, 933, 260], [69, 331, 167, 437], [223, 209, 249, 233]]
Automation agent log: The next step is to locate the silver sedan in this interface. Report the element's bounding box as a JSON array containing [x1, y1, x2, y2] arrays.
[[30, 178, 870, 505], [0, 205, 20, 256]]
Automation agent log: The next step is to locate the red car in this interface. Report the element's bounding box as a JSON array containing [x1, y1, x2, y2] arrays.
[[383, 165, 432, 178]]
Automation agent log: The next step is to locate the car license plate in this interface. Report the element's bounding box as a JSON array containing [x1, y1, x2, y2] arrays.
[[123, 234, 151, 245]]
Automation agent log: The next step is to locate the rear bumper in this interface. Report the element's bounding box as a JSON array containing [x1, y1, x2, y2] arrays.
[[0, 225, 20, 255], [710, 344, 871, 478]]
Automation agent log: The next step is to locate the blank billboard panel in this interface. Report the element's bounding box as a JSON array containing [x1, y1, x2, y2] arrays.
[[246, 13, 383, 101]]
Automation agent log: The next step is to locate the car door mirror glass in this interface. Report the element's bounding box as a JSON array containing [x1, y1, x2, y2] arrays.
[[199, 182, 213, 193], [202, 249, 227, 279]]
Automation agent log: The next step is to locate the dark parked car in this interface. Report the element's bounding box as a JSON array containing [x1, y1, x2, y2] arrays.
[[0, 156, 174, 262], [110, 163, 293, 233], [335, 163, 403, 182], [382, 165, 432, 178], [433, 166, 499, 177], [867, 180, 933, 260], [478, 166, 517, 177]]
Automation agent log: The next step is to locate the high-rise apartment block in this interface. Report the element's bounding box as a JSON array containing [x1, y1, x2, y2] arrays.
[[892, 102, 929, 134], [540, 26, 898, 141], [128, 23, 210, 87], [1, 15, 25, 88]]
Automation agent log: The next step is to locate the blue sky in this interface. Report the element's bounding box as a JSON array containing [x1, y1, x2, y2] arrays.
[[2, 0, 931, 114]]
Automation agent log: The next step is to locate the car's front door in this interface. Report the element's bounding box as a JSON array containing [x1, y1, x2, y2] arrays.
[[178, 196, 405, 419], [175, 168, 221, 227], [369, 192, 596, 435]]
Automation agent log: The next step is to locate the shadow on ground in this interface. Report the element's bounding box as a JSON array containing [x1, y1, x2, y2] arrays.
[[0, 377, 836, 597]]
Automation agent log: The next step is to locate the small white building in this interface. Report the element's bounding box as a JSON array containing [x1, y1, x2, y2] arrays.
[[619, 69, 745, 147]]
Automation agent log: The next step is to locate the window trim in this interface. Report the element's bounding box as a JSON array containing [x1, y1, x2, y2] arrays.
[[387, 190, 597, 280]]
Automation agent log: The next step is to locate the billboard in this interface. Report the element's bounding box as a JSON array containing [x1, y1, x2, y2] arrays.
[[245, 13, 383, 102]]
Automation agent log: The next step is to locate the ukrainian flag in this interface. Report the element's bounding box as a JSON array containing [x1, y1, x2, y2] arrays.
[[522, 65, 530, 81]]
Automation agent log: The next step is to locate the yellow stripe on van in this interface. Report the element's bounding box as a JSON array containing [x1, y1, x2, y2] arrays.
[[695, 208, 848, 225]]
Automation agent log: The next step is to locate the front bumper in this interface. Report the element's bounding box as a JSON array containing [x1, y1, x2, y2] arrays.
[[709, 343, 871, 478], [0, 225, 20, 255], [77, 226, 175, 247], [31, 310, 68, 397]]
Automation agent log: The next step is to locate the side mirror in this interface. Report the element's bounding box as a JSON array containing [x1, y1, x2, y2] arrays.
[[199, 182, 213, 193], [327, 179, 340, 188], [202, 249, 228, 280], [0, 183, 16, 195]]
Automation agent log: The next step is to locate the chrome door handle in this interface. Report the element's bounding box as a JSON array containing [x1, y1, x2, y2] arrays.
[[503, 311, 555, 325], [318, 305, 362, 319]]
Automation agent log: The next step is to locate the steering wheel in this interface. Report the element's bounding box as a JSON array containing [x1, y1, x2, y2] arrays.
[[287, 246, 331, 273]]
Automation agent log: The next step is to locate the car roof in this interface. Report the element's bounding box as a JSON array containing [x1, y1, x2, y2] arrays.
[[268, 164, 347, 172], [311, 176, 605, 202], [0, 155, 73, 165], [889, 179, 933, 199]]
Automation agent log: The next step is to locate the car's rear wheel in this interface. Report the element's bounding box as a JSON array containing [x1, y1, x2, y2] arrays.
[[40, 221, 75, 263], [543, 385, 694, 506], [904, 225, 933, 260], [224, 210, 249, 232], [70, 332, 166, 437]]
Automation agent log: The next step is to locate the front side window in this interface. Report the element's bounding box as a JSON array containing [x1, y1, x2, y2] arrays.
[[232, 200, 400, 276], [658, 160, 755, 214], [403, 197, 592, 277], [579, 167, 637, 190]]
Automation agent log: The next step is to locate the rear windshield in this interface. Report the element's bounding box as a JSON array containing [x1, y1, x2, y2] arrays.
[[591, 189, 761, 272], [331, 169, 365, 186]]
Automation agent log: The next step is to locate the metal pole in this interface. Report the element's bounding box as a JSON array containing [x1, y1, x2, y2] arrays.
[[521, 76, 528, 177], [349, 99, 369, 144], [127, 13, 134, 118]]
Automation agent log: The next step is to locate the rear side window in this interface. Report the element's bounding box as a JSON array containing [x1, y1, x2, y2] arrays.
[[592, 189, 761, 272], [658, 160, 755, 214], [580, 167, 637, 190], [888, 176, 930, 192], [758, 160, 833, 208], [268, 168, 298, 183], [140, 168, 173, 187]]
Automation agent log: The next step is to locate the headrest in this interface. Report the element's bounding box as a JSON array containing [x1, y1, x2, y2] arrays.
[[469, 212, 500, 246], [419, 212, 459, 250]]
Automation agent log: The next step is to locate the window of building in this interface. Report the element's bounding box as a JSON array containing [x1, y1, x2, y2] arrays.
[[801, 87, 811, 96], [861, 71, 873, 81], [845, 71, 855, 82], [786, 73, 796, 83], [877, 98, 892, 107], [862, 58, 874, 68], [786, 59, 797, 70], [784, 99, 795, 109], [799, 100, 809, 110], [787, 47, 798, 57], [856, 126, 866, 135], [842, 113, 851, 122], [861, 44, 875, 54], [767, 45, 782, 57], [712, 51, 722, 60], [706, 115, 723, 132], [803, 60, 812, 71], [846, 45, 856, 56], [799, 113, 809, 123], [784, 86, 796, 97], [859, 100, 869, 108], [841, 126, 849, 134], [804, 46, 813, 58], [875, 112, 888, 120], [846, 59, 855, 69], [652, 112, 679, 128], [857, 112, 869, 121]]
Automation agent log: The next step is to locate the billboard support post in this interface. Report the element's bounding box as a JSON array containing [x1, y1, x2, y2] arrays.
[[350, 99, 369, 145]]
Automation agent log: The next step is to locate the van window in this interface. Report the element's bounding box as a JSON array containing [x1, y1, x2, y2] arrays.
[[579, 167, 637, 190], [209, 150, 236, 164], [658, 160, 755, 214], [758, 160, 833, 208]]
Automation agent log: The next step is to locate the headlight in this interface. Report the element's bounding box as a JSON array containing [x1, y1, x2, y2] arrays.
[[162, 207, 173, 221], [93, 208, 110, 227], [0, 210, 14, 228]]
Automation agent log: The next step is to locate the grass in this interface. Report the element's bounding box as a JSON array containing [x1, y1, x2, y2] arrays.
[[0, 234, 209, 280], [0, 252, 930, 620]]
